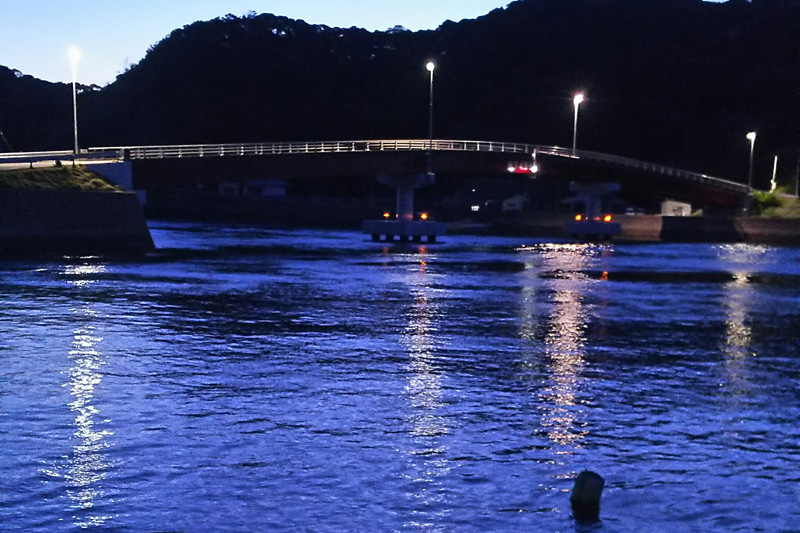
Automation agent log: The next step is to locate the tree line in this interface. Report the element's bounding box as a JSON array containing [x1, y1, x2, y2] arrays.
[[0, 0, 796, 187]]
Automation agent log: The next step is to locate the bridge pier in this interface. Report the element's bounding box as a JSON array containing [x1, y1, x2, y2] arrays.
[[362, 172, 446, 243], [383, 172, 435, 221], [564, 182, 622, 241]]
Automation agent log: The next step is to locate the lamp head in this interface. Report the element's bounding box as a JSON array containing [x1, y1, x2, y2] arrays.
[[68, 47, 81, 79], [573, 93, 584, 106], [68, 47, 81, 65], [746, 131, 756, 142], [426, 61, 435, 73]]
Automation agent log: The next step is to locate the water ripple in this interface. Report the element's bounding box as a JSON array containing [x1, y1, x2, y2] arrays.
[[1, 225, 798, 532]]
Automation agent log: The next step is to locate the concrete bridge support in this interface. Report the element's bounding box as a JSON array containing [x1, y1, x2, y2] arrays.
[[362, 172, 446, 243], [84, 160, 133, 190], [85, 160, 147, 205], [568, 182, 619, 219], [564, 182, 622, 241], [380, 172, 436, 221]]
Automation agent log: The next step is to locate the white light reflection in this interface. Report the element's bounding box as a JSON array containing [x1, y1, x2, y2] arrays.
[[62, 261, 105, 288], [61, 263, 114, 527], [715, 245, 762, 397], [398, 249, 453, 531], [518, 244, 600, 452], [723, 272, 753, 360]]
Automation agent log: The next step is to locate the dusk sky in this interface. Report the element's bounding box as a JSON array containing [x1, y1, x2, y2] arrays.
[[1, 1, 513, 86], [2, 0, 726, 87]]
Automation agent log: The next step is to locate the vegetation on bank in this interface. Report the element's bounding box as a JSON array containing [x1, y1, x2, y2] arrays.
[[750, 188, 799, 218], [0, 164, 122, 191]]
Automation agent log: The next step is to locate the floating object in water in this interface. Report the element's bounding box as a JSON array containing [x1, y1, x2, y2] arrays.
[[570, 470, 605, 523]]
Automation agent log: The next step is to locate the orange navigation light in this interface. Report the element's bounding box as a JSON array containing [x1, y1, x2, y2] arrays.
[[603, 214, 613, 223], [420, 212, 429, 220], [575, 214, 583, 221], [383, 211, 391, 219]]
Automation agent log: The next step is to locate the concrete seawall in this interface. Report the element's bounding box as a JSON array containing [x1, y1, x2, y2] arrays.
[[733, 217, 800, 246], [0, 190, 154, 254], [493, 214, 799, 246], [619, 215, 799, 246]]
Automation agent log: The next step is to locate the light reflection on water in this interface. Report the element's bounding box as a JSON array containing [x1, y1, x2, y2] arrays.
[[33, 263, 115, 529], [64, 320, 113, 528], [1, 225, 798, 532], [716, 246, 761, 420], [64, 265, 114, 529], [538, 245, 592, 453], [400, 248, 453, 532], [715, 244, 762, 360]]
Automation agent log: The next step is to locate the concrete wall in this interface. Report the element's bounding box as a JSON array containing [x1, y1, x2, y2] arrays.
[[736, 217, 800, 246], [492, 214, 798, 246], [619, 215, 799, 245], [0, 190, 154, 254], [84, 161, 133, 190]]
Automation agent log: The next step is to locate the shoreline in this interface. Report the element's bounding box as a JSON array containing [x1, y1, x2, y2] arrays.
[[142, 190, 799, 247], [488, 214, 799, 246]]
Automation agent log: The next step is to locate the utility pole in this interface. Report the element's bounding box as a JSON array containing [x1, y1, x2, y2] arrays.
[[0, 105, 11, 151], [0, 126, 10, 151], [795, 153, 800, 197]]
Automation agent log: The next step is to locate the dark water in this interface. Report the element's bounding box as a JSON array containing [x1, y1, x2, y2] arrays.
[[1, 222, 798, 532]]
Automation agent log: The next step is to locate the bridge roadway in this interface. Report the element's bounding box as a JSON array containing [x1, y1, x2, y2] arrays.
[[1, 139, 750, 198]]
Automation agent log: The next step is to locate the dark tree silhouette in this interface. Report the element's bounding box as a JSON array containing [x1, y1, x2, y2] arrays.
[[1, 0, 796, 185]]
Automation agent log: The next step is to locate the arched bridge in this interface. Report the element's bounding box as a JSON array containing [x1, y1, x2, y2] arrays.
[[1, 139, 751, 207]]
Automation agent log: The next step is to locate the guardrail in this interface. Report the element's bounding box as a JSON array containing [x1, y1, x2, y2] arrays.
[[532, 145, 749, 194], [0, 149, 78, 164], [3, 139, 748, 195], [0, 149, 125, 164], [89, 139, 537, 159]]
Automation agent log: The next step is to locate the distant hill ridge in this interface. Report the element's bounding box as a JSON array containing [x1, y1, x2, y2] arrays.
[[0, 0, 796, 185]]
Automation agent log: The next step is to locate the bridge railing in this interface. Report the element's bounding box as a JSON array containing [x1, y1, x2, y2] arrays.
[[0, 149, 76, 160], [89, 139, 539, 159], [533, 145, 749, 194], [86, 138, 748, 194], [0, 148, 127, 165]]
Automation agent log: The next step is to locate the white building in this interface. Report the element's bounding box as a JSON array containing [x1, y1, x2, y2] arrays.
[[661, 200, 691, 216]]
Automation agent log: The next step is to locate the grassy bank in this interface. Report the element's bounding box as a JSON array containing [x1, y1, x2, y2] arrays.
[[0, 165, 122, 192], [750, 189, 799, 218]]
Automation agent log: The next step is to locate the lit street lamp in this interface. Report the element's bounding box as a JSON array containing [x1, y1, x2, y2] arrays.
[[68, 46, 81, 155], [426, 61, 435, 175], [572, 93, 584, 154], [770, 155, 778, 192], [746, 131, 756, 192]]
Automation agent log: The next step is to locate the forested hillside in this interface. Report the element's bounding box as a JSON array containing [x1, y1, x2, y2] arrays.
[[0, 0, 796, 185]]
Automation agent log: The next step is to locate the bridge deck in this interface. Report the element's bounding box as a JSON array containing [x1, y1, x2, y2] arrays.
[[1, 139, 749, 195]]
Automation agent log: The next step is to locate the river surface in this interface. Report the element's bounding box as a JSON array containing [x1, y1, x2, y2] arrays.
[[1, 222, 798, 532]]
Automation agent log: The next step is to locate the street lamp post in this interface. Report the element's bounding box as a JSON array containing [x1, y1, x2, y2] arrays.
[[746, 131, 756, 192], [572, 93, 584, 154], [68, 47, 81, 156], [426, 61, 435, 175], [770, 155, 778, 192]]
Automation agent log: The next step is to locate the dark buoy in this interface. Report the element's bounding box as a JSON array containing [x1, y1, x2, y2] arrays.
[[570, 470, 605, 523]]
